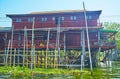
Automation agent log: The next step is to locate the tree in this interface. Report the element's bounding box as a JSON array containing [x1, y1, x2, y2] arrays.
[[103, 22, 120, 49]]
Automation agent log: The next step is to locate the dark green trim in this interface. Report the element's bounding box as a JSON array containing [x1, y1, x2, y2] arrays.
[[100, 29, 117, 33]]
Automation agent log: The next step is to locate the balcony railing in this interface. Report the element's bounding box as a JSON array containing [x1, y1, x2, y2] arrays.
[[99, 40, 116, 47]]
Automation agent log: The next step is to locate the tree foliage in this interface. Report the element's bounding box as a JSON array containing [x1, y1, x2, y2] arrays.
[[103, 22, 120, 49]]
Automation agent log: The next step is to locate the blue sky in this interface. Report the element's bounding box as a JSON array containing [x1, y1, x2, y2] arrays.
[[0, 0, 120, 16], [0, 0, 120, 26]]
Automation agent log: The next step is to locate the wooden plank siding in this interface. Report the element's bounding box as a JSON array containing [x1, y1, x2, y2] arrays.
[[5, 10, 116, 49]]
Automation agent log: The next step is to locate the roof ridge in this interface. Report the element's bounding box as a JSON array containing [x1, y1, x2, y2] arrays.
[[30, 10, 86, 14]]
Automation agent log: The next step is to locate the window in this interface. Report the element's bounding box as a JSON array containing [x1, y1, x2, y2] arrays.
[[41, 18, 44, 22], [52, 17, 55, 21], [53, 16, 64, 21], [61, 16, 64, 20], [28, 18, 33, 22], [44, 17, 47, 21], [16, 18, 21, 22], [87, 16, 92, 19], [41, 17, 47, 22], [70, 16, 76, 20]]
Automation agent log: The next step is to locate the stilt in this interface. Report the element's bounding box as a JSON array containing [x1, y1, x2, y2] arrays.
[[98, 47, 101, 67], [56, 17, 61, 66], [23, 26, 28, 67], [23, 27, 26, 66], [31, 17, 35, 70], [98, 30, 101, 67], [10, 26, 14, 66], [54, 17, 61, 68], [63, 33, 66, 53], [4, 48, 7, 65], [17, 33, 21, 66], [13, 48, 16, 66], [34, 49, 36, 68], [81, 29, 85, 72], [17, 49, 20, 66], [6, 40, 10, 66], [45, 28, 50, 68]]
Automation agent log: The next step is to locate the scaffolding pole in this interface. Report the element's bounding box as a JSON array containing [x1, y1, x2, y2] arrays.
[[31, 17, 35, 70], [25, 27, 29, 67], [45, 28, 50, 68], [23, 26, 28, 67], [13, 48, 16, 67], [56, 17, 61, 66], [83, 2, 93, 74], [23, 26, 26, 66], [5, 40, 10, 66], [63, 33, 66, 53], [10, 26, 14, 66], [81, 29, 85, 72]]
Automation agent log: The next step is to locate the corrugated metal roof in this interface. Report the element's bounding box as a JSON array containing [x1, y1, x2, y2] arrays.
[[6, 10, 102, 17]]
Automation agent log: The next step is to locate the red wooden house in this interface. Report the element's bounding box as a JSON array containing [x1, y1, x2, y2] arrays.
[[0, 10, 117, 67], [4, 10, 116, 50]]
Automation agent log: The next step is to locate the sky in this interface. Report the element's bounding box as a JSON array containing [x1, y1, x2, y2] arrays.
[[0, 0, 120, 27]]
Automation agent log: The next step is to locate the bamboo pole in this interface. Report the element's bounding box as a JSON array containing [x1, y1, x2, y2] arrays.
[[6, 40, 10, 66], [31, 17, 35, 70], [23, 26, 26, 66], [13, 48, 16, 67], [25, 27, 29, 67], [56, 17, 61, 66], [54, 17, 61, 68], [10, 26, 14, 66], [63, 33, 66, 53], [17, 33, 21, 66], [83, 2, 93, 73], [4, 48, 6, 65], [81, 29, 85, 72], [45, 28, 50, 68], [98, 30, 101, 67]]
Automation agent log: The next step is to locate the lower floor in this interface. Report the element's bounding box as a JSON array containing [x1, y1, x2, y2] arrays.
[[0, 48, 117, 68]]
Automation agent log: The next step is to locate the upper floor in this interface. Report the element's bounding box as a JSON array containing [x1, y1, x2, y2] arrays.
[[6, 10, 102, 30]]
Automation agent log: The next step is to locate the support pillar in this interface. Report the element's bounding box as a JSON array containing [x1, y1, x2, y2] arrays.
[[63, 33, 66, 53], [81, 29, 85, 72], [4, 48, 7, 65], [17, 33, 21, 66]]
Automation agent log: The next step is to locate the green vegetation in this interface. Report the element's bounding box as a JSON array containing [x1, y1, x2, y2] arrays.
[[103, 22, 120, 49], [0, 66, 118, 79], [0, 66, 90, 77], [0, 66, 120, 79]]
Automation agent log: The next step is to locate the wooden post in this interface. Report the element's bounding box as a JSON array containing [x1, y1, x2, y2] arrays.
[[54, 17, 61, 68], [81, 29, 85, 72], [98, 30, 101, 67], [6, 40, 10, 66], [45, 28, 50, 68], [10, 26, 14, 66], [56, 17, 61, 66], [13, 48, 16, 67], [23, 27, 26, 66], [17, 33, 21, 66], [26, 29, 28, 67], [4, 48, 6, 65], [64, 33, 66, 53], [31, 17, 35, 70]]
